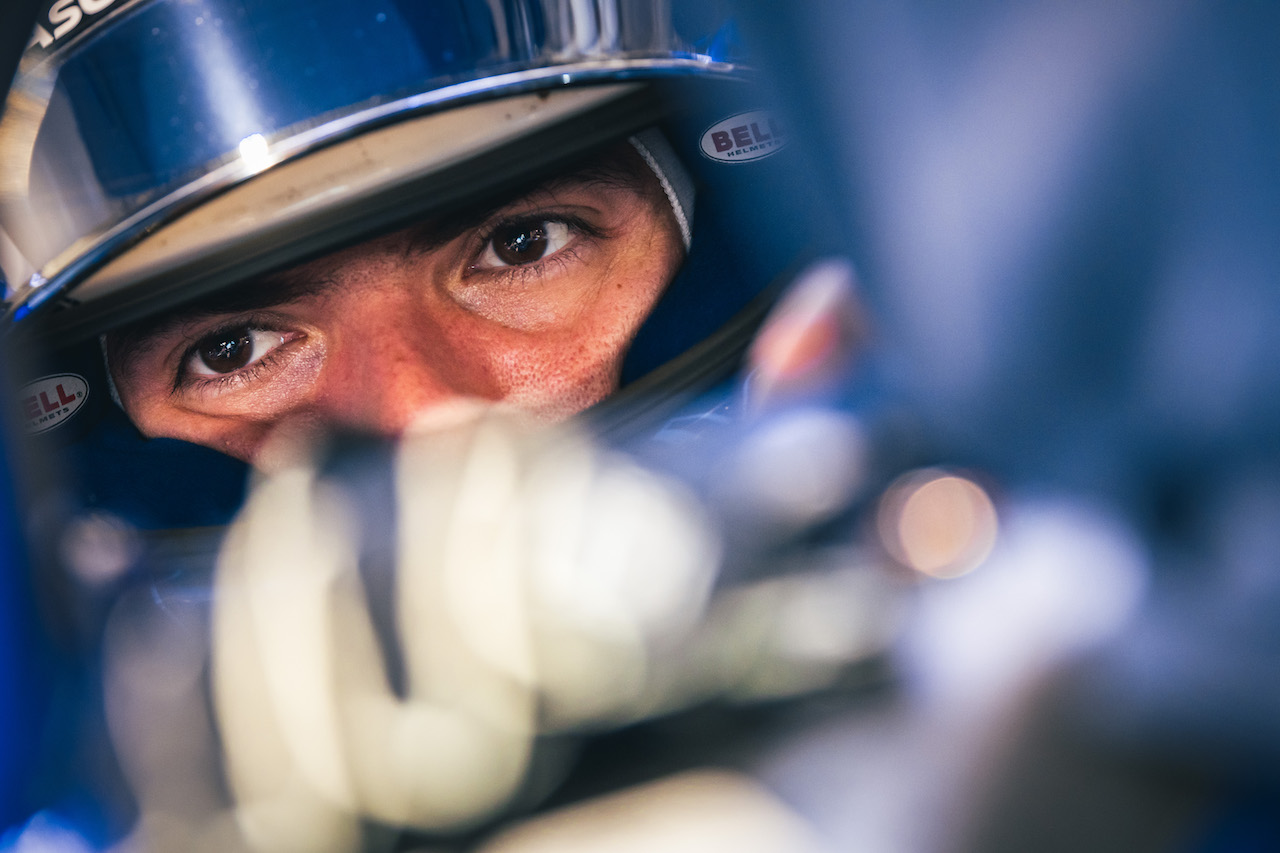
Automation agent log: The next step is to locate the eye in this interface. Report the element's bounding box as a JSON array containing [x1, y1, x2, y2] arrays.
[[476, 220, 572, 269], [186, 326, 286, 377]]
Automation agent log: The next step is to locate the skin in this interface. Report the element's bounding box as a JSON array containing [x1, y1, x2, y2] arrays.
[[106, 145, 684, 464]]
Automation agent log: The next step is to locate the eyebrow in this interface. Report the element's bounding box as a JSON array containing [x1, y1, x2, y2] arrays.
[[103, 267, 335, 372], [399, 152, 649, 255]]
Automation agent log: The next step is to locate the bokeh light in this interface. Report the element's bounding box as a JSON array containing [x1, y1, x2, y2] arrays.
[[877, 468, 998, 579], [59, 511, 141, 587]]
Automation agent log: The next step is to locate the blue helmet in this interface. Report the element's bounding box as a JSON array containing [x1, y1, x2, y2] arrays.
[[0, 0, 825, 530]]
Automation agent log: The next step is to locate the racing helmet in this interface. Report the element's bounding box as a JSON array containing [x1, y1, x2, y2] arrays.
[[0, 0, 826, 529]]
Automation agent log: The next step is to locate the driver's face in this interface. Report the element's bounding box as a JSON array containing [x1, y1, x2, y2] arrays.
[[106, 144, 684, 464]]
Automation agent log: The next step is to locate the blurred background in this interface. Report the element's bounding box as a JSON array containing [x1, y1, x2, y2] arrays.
[[730, 2, 1280, 849]]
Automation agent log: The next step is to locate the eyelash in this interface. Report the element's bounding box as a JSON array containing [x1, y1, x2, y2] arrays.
[[170, 315, 292, 396], [469, 213, 605, 279], [176, 348, 286, 397]]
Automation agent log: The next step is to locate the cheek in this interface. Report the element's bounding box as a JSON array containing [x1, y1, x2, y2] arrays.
[[115, 379, 202, 449], [483, 246, 682, 418], [126, 402, 274, 463], [112, 364, 276, 463], [489, 338, 620, 419]]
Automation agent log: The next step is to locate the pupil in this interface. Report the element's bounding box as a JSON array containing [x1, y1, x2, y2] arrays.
[[198, 330, 253, 373], [494, 223, 548, 265]]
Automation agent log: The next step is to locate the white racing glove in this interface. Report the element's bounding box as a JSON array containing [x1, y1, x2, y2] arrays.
[[209, 405, 900, 851]]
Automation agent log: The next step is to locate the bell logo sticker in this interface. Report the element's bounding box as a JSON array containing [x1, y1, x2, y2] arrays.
[[21, 373, 89, 434], [700, 111, 787, 163]]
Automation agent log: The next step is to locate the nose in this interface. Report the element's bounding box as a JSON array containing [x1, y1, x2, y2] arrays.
[[308, 311, 500, 436]]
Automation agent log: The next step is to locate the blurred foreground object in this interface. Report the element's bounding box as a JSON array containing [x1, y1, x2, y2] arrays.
[[103, 408, 903, 852]]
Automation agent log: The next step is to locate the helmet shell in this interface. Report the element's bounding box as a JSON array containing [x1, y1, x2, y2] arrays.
[[0, 0, 742, 338]]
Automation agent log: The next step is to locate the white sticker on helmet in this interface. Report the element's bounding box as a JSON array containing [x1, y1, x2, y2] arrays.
[[700, 111, 787, 163], [20, 373, 89, 434]]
